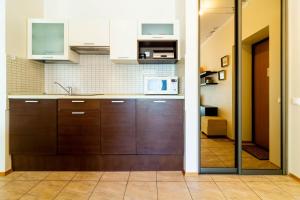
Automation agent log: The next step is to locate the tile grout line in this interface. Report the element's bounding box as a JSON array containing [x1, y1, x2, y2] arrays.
[[242, 180, 264, 200], [87, 172, 104, 200], [156, 171, 158, 200], [213, 180, 229, 200], [50, 172, 76, 200], [122, 171, 131, 200], [184, 178, 194, 200]]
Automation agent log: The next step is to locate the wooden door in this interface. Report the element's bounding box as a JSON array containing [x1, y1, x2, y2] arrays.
[[136, 99, 184, 155], [253, 39, 269, 150], [101, 100, 136, 154]]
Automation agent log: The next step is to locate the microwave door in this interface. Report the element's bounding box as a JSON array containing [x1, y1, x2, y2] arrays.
[[147, 80, 167, 94]]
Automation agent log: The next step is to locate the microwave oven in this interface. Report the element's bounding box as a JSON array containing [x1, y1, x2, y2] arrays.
[[144, 77, 179, 95]]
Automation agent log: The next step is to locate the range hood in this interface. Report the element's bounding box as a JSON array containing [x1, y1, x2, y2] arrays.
[[70, 46, 110, 55]]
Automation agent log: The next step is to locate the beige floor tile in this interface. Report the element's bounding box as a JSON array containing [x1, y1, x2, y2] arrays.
[[0, 172, 24, 181], [0, 181, 38, 194], [46, 172, 76, 181], [0, 190, 25, 200], [100, 172, 130, 182], [72, 172, 103, 181], [211, 175, 242, 182], [55, 192, 91, 200], [184, 174, 213, 182], [17, 172, 49, 181], [124, 182, 157, 200], [62, 181, 97, 194], [157, 182, 192, 200], [240, 175, 270, 182], [187, 181, 225, 200], [0, 180, 11, 188], [157, 171, 184, 182], [274, 181, 300, 198], [26, 181, 68, 200], [246, 181, 295, 200], [216, 182, 261, 200], [90, 181, 127, 200], [129, 171, 156, 182], [265, 175, 298, 182], [20, 194, 38, 200]]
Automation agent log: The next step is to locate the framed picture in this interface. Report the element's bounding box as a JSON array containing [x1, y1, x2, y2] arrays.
[[221, 55, 229, 67], [218, 70, 226, 80]]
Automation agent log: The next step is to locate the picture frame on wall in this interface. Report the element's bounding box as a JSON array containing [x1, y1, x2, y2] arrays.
[[218, 70, 226, 80], [221, 55, 229, 67]]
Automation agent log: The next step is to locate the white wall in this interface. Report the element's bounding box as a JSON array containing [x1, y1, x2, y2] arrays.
[[44, 0, 176, 20], [288, 0, 300, 178], [6, 0, 44, 58], [0, 0, 9, 172]]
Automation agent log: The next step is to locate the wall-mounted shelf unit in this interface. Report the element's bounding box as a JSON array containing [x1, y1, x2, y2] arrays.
[[200, 71, 218, 78], [200, 83, 219, 86], [138, 40, 178, 64]]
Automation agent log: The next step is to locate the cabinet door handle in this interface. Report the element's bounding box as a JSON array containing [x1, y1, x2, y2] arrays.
[[153, 100, 166, 103], [118, 57, 129, 59], [42, 56, 54, 59], [84, 42, 95, 45], [72, 100, 85, 103], [72, 112, 85, 115], [25, 100, 39, 103], [111, 100, 125, 103], [152, 36, 163, 39]]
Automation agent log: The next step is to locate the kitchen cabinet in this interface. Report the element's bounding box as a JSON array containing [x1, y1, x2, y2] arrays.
[[69, 18, 110, 47], [9, 100, 57, 155], [136, 99, 184, 155], [27, 19, 79, 63], [101, 100, 136, 154], [110, 20, 138, 63], [138, 20, 180, 40], [58, 100, 101, 154]]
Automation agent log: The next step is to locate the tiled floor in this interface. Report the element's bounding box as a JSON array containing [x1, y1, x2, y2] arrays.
[[201, 134, 280, 169], [0, 171, 299, 200]]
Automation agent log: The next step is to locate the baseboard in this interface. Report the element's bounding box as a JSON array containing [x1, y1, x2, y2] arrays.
[[0, 169, 12, 177], [184, 172, 199, 176], [289, 173, 300, 182]]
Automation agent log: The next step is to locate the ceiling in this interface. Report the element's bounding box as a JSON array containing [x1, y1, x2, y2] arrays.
[[200, 0, 236, 44]]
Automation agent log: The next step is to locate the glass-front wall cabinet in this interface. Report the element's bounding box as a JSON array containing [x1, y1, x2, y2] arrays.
[[138, 20, 179, 40], [28, 19, 68, 60]]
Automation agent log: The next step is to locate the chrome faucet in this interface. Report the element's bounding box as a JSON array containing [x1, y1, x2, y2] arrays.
[[54, 82, 72, 95]]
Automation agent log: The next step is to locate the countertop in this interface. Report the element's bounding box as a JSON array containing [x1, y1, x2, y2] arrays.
[[8, 94, 185, 100]]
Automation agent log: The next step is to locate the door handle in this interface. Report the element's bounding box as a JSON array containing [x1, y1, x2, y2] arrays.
[[111, 101, 125, 103], [153, 100, 166, 103], [25, 100, 39, 103], [72, 100, 85, 103], [72, 112, 85, 115]]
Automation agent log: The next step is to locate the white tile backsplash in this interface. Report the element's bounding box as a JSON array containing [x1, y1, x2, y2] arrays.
[[45, 55, 178, 94]]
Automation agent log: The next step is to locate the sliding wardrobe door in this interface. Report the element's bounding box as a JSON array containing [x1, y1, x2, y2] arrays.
[[241, 0, 282, 172], [199, 0, 237, 171]]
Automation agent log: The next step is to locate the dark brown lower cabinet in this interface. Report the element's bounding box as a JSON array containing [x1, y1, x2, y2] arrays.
[[101, 100, 136, 154], [136, 99, 184, 155], [9, 99, 57, 155], [10, 98, 184, 171], [58, 100, 101, 154]]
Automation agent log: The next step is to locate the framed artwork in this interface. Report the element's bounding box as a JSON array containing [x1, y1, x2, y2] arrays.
[[221, 55, 229, 67], [218, 70, 226, 80]]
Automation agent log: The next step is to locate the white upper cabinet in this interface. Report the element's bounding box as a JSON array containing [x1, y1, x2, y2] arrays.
[[110, 20, 137, 63], [27, 19, 79, 63], [138, 20, 180, 40], [69, 18, 110, 46]]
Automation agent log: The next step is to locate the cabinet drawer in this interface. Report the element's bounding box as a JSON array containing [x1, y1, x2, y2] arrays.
[[58, 99, 100, 110], [101, 99, 135, 112], [58, 110, 100, 126], [10, 99, 57, 115]]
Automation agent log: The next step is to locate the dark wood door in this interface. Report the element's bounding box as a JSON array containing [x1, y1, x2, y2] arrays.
[[9, 99, 57, 155], [101, 100, 136, 154], [58, 100, 101, 154], [253, 39, 269, 150], [136, 99, 184, 155]]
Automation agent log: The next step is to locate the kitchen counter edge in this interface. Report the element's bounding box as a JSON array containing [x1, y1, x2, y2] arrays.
[[8, 94, 185, 100]]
